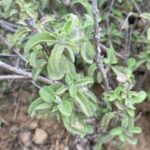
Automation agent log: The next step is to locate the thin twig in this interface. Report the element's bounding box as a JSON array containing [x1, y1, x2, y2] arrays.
[[135, 112, 142, 122], [0, 19, 18, 29], [100, 44, 124, 59], [0, 75, 28, 80], [0, 20, 17, 32], [0, 61, 55, 84], [124, 27, 132, 61], [31, 81, 41, 89], [0, 54, 17, 58], [13, 96, 20, 122], [92, 0, 111, 91], [0, 116, 9, 125], [106, 0, 115, 46]]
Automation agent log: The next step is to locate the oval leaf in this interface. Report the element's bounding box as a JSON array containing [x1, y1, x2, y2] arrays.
[[24, 32, 56, 58], [74, 92, 97, 117], [58, 101, 72, 116], [39, 86, 55, 102], [81, 42, 95, 64], [110, 127, 123, 136], [47, 45, 66, 80]]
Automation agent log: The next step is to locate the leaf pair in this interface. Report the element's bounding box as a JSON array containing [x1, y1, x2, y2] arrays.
[[28, 98, 52, 117], [39, 83, 67, 103], [28, 83, 68, 116]]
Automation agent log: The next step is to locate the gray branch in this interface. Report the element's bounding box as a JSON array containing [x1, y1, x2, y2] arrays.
[[0, 75, 28, 80], [0, 61, 55, 84], [92, 0, 111, 91]]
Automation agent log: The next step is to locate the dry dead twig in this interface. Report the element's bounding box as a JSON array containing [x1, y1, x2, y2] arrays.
[[92, 0, 111, 91], [0, 61, 55, 84]]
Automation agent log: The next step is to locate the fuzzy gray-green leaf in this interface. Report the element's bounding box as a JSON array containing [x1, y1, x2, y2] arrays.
[[24, 32, 56, 59]]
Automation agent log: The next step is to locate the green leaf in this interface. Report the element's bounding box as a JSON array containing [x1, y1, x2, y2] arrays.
[[101, 112, 115, 131], [24, 32, 56, 58], [69, 83, 77, 97], [62, 14, 80, 40], [136, 91, 147, 103], [146, 62, 150, 70], [52, 84, 68, 95], [71, 114, 93, 136], [65, 73, 75, 85], [127, 58, 136, 69], [28, 98, 51, 117], [87, 63, 97, 77], [31, 59, 46, 80], [115, 101, 124, 110], [47, 45, 66, 80], [99, 134, 114, 144], [97, 72, 102, 83], [29, 50, 46, 68], [110, 127, 123, 136], [119, 134, 127, 142], [32, 67, 42, 80], [62, 114, 93, 137], [83, 90, 97, 103], [65, 58, 76, 74], [147, 27, 150, 41], [13, 28, 28, 44], [127, 109, 135, 117], [121, 116, 129, 128], [112, 66, 132, 80], [126, 137, 137, 145], [29, 50, 39, 67], [33, 103, 51, 111], [134, 60, 145, 70], [130, 127, 142, 134], [28, 98, 44, 116], [74, 91, 97, 117], [140, 13, 150, 21], [65, 46, 75, 63], [131, 91, 147, 104], [58, 101, 72, 116], [76, 77, 94, 87], [71, 115, 84, 131], [2, 0, 12, 12], [82, 14, 94, 28], [54, 96, 62, 104], [81, 42, 95, 64], [62, 116, 84, 137], [104, 47, 117, 65], [39, 86, 55, 102]]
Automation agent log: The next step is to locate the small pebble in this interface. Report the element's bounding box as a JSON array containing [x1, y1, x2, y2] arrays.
[[33, 128, 48, 145], [19, 131, 32, 145]]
